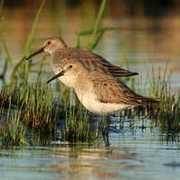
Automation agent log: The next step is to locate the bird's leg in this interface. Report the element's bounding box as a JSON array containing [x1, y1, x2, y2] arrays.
[[101, 115, 111, 147]]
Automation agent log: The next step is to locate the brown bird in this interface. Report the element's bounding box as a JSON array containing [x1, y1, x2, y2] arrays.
[[26, 37, 158, 115]]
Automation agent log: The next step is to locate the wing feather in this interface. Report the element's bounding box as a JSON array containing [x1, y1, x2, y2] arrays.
[[91, 73, 140, 105], [91, 72, 157, 106], [99, 57, 138, 77], [55, 48, 138, 77]]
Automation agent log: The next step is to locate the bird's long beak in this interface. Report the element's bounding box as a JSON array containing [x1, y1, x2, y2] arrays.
[[25, 46, 44, 60], [47, 71, 64, 84]]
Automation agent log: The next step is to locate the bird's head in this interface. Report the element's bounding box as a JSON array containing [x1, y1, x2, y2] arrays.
[[25, 37, 67, 60]]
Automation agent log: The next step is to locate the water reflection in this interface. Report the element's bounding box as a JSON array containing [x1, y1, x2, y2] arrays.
[[50, 146, 141, 179], [1, 129, 180, 180]]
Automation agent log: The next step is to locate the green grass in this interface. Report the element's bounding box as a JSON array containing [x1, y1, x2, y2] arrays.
[[0, 82, 57, 146], [149, 69, 180, 134], [0, 110, 27, 147], [10, 0, 46, 84]]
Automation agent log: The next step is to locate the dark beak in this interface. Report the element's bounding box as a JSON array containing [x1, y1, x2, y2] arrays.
[[25, 47, 44, 60], [47, 71, 64, 84]]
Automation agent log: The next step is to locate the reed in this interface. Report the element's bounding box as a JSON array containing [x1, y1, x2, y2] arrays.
[[149, 68, 180, 134], [0, 81, 58, 146], [10, 0, 46, 84]]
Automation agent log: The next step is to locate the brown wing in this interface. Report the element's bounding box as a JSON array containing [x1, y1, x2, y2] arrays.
[[91, 72, 157, 106], [55, 48, 138, 77], [93, 54, 138, 77]]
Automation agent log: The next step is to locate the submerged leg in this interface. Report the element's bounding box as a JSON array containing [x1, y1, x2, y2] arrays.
[[102, 125, 110, 147], [100, 115, 111, 147]]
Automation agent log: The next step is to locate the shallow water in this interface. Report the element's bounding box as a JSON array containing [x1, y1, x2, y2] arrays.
[[1, 129, 180, 180]]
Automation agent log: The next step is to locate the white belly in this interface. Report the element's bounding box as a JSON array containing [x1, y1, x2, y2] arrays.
[[51, 65, 131, 114], [75, 90, 130, 115]]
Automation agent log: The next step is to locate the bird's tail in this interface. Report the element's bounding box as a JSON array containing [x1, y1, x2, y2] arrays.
[[140, 96, 159, 106], [137, 96, 160, 116]]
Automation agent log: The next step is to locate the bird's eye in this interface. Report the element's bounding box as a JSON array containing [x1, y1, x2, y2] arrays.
[[47, 41, 51, 45], [69, 65, 73, 68]]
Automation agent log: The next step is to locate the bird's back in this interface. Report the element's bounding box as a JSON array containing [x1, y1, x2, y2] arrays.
[[52, 48, 138, 77]]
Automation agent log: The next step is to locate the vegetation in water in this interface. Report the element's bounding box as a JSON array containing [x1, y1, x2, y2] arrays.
[[0, 0, 179, 147]]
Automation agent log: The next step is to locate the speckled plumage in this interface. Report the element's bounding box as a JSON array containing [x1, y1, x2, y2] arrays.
[[26, 37, 159, 114], [52, 48, 138, 78]]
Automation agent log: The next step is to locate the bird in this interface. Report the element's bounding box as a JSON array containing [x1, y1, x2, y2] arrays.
[[25, 37, 159, 115]]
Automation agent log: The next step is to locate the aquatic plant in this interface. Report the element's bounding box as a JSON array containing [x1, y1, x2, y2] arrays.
[[0, 110, 27, 147], [149, 68, 180, 134], [10, 0, 46, 84], [0, 0, 179, 148], [0, 81, 58, 146]]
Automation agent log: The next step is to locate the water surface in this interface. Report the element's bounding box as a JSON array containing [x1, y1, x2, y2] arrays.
[[1, 129, 180, 180]]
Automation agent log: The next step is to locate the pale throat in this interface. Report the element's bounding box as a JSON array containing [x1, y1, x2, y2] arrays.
[[45, 49, 56, 55], [45, 45, 62, 55], [51, 64, 79, 88]]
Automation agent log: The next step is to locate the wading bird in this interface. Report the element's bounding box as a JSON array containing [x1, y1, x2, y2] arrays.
[[26, 37, 158, 115]]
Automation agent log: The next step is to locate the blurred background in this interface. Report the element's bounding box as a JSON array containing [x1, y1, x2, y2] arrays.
[[0, 0, 180, 92]]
